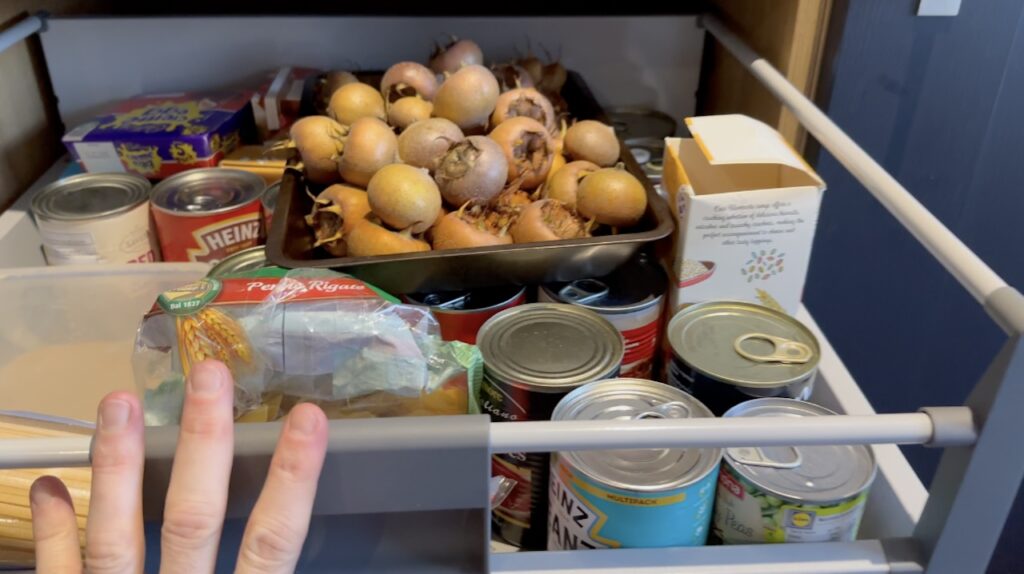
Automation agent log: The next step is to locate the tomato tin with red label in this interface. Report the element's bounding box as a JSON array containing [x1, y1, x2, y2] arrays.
[[477, 303, 624, 550], [403, 286, 526, 344], [150, 168, 265, 264], [539, 253, 666, 380]]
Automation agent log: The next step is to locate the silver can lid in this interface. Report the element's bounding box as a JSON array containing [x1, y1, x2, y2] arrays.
[[32, 173, 151, 221], [151, 168, 265, 216], [625, 137, 664, 182], [606, 107, 677, 140], [477, 303, 624, 392], [541, 253, 666, 313], [262, 180, 280, 212], [723, 398, 877, 503], [667, 301, 820, 389], [405, 286, 525, 313], [553, 379, 721, 491], [207, 246, 270, 277]]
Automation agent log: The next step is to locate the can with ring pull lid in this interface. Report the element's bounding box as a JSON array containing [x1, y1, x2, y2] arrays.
[[478, 303, 624, 550], [538, 253, 666, 380], [711, 398, 877, 544], [548, 378, 721, 550], [666, 301, 820, 415]]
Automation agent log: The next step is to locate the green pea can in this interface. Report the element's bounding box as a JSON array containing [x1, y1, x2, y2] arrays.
[[711, 398, 877, 544]]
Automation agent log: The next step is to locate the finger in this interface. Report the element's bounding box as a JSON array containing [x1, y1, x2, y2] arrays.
[[86, 391, 145, 574], [30, 476, 83, 574], [235, 404, 327, 574], [160, 360, 235, 574]]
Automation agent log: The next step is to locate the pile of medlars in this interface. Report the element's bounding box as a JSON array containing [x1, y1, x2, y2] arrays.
[[462, 281, 877, 552], [286, 37, 649, 257]]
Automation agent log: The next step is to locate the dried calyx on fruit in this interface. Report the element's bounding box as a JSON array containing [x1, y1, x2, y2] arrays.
[[431, 201, 513, 250], [305, 185, 371, 256], [434, 136, 508, 206], [491, 62, 535, 91], [491, 88, 556, 131], [510, 198, 592, 243], [491, 175, 534, 211], [397, 118, 464, 172], [489, 117, 554, 189]]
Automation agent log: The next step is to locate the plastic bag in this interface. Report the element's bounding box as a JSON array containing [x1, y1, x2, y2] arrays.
[[134, 268, 480, 424]]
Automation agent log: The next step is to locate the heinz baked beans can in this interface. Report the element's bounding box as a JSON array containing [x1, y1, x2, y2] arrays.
[[402, 286, 527, 344], [477, 303, 624, 549], [539, 253, 666, 380], [150, 168, 265, 264], [31, 173, 159, 265], [549, 379, 720, 550]]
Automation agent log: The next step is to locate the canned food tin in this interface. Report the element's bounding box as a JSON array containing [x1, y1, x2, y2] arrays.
[[262, 180, 280, 230], [478, 303, 624, 550], [150, 168, 265, 264], [606, 106, 677, 140], [206, 246, 272, 277], [625, 137, 665, 183], [539, 254, 666, 380], [548, 379, 720, 550], [712, 398, 877, 544], [31, 173, 158, 265], [666, 301, 820, 415], [403, 286, 526, 344]]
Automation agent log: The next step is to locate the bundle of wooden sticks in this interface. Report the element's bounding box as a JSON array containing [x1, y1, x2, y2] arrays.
[[0, 414, 91, 567]]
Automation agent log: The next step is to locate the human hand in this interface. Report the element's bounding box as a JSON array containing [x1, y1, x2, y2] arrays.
[[29, 360, 329, 574]]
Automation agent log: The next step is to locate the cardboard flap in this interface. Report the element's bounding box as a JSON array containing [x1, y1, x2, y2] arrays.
[[683, 115, 824, 192]]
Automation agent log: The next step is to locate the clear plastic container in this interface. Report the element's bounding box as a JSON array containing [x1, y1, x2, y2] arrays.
[[0, 263, 208, 423]]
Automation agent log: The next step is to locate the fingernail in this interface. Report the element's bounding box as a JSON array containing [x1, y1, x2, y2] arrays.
[[99, 399, 131, 431], [29, 478, 54, 506], [288, 409, 319, 437], [189, 362, 224, 396]]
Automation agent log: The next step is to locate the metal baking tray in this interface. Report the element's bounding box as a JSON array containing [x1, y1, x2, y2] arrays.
[[265, 71, 673, 294]]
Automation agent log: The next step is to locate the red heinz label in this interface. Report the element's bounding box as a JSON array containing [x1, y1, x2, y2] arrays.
[[187, 214, 262, 263], [619, 318, 661, 379]]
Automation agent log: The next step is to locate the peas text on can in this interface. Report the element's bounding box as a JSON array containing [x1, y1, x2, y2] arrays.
[[547, 379, 721, 550], [711, 398, 877, 544], [538, 253, 666, 380], [31, 173, 159, 265], [403, 286, 527, 344], [150, 168, 265, 264], [666, 300, 820, 415], [477, 303, 624, 550]]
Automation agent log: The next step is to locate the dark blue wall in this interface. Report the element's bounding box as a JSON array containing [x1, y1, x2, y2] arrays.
[[805, 1, 1024, 571]]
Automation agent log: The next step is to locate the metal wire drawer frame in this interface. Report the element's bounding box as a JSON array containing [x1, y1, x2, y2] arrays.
[[0, 11, 1021, 574]]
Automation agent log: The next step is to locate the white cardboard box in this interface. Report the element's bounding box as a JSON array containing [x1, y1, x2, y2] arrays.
[[663, 115, 825, 314]]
